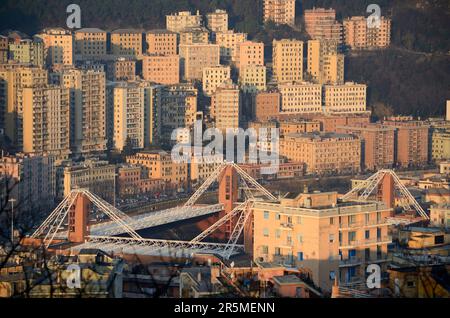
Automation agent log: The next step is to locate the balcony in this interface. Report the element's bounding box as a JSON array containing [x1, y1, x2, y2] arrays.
[[339, 257, 363, 267], [339, 236, 392, 249], [280, 222, 294, 230], [339, 219, 389, 230]]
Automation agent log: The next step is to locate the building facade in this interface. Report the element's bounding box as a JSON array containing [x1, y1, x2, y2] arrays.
[[272, 39, 303, 83]]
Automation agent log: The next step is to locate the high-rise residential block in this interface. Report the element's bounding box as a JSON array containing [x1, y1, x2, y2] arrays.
[[107, 82, 145, 151], [280, 132, 361, 174], [304, 8, 343, 43], [337, 123, 396, 171], [110, 29, 143, 57], [179, 44, 220, 80], [146, 30, 178, 56], [344, 16, 391, 50], [142, 54, 180, 85], [106, 57, 136, 81], [431, 129, 450, 161], [272, 39, 303, 83], [179, 27, 209, 45], [323, 82, 367, 113], [278, 82, 322, 113], [74, 28, 107, 58], [263, 0, 296, 26], [252, 191, 391, 291], [35, 28, 73, 66], [254, 91, 280, 121], [166, 11, 202, 33], [215, 30, 247, 62], [279, 120, 321, 136], [202, 65, 231, 96], [206, 9, 229, 33], [236, 41, 264, 71], [22, 85, 71, 161], [307, 39, 344, 84], [8, 38, 44, 67], [0, 35, 7, 63], [140, 83, 163, 147], [239, 65, 267, 94], [211, 79, 240, 133]]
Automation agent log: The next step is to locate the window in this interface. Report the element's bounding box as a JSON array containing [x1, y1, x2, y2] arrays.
[[263, 228, 269, 237], [348, 231, 356, 242], [261, 245, 268, 254], [329, 234, 335, 243], [377, 228, 381, 239], [330, 217, 334, 225], [275, 229, 281, 238], [275, 247, 281, 256], [297, 252, 303, 261], [263, 211, 269, 219], [329, 271, 336, 280], [276, 213, 281, 220], [297, 235, 303, 243], [297, 216, 302, 224], [365, 230, 370, 239]]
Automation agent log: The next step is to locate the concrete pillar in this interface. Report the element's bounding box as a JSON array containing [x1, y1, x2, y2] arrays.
[[218, 165, 239, 237], [68, 193, 90, 243], [379, 173, 395, 212]]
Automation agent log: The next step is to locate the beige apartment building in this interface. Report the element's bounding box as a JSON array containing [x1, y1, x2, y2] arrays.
[[343, 16, 391, 50], [140, 83, 163, 147], [8, 38, 44, 67], [280, 132, 361, 174], [22, 85, 71, 161], [432, 129, 450, 161], [166, 11, 202, 33], [35, 28, 73, 66], [126, 151, 188, 190], [337, 123, 396, 171], [52, 68, 107, 155], [279, 120, 321, 136], [142, 54, 180, 85], [0, 35, 7, 63], [110, 29, 143, 57], [278, 82, 322, 113], [263, 0, 296, 26], [304, 8, 343, 43], [239, 65, 267, 94], [179, 44, 220, 80], [146, 30, 178, 56], [307, 39, 344, 84], [202, 65, 231, 96], [206, 9, 229, 33], [179, 27, 209, 45], [215, 30, 247, 62], [323, 82, 367, 113], [211, 79, 241, 133], [272, 39, 303, 83], [254, 91, 281, 121], [108, 82, 145, 151], [74, 28, 107, 58], [236, 41, 264, 71], [251, 191, 392, 292], [106, 58, 136, 81]]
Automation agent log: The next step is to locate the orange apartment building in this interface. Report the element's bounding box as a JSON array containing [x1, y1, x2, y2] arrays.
[[272, 39, 303, 83], [383, 118, 430, 168], [279, 120, 321, 136], [146, 30, 178, 56], [278, 82, 323, 114], [215, 30, 247, 62], [251, 191, 392, 292], [142, 54, 180, 85], [304, 8, 343, 43], [280, 132, 361, 174], [35, 28, 73, 66], [337, 123, 396, 171], [74, 28, 107, 58], [343, 16, 391, 50], [236, 41, 264, 72], [263, 0, 296, 26], [106, 58, 136, 81], [117, 164, 165, 197], [179, 43, 220, 80], [126, 151, 188, 190], [110, 29, 143, 57], [254, 91, 281, 121]]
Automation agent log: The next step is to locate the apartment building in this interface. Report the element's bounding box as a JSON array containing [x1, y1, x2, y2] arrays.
[[383, 118, 430, 168], [0, 65, 48, 146], [8, 38, 44, 67], [239, 65, 267, 94], [236, 41, 264, 71], [263, 0, 296, 26], [215, 30, 247, 62], [166, 11, 202, 33], [280, 132, 361, 174], [106, 58, 136, 81], [272, 39, 303, 83], [429, 205, 450, 228], [307, 39, 344, 85], [211, 79, 241, 133], [146, 30, 178, 56], [140, 83, 163, 147], [279, 120, 321, 136], [432, 129, 450, 161], [22, 85, 71, 161], [142, 54, 180, 85], [110, 29, 143, 57], [337, 123, 395, 171], [206, 9, 229, 33], [202, 65, 231, 96], [126, 151, 188, 190], [251, 191, 392, 292], [311, 114, 370, 132], [35, 28, 73, 66], [63, 159, 115, 201], [51, 68, 107, 156], [254, 91, 281, 121], [323, 82, 367, 113], [0, 35, 7, 63], [74, 28, 107, 58], [107, 82, 145, 151], [179, 44, 220, 80], [343, 16, 391, 50], [278, 82, 322, 113], [179, 27, 209, 45], [304, 8, 343, 43], [0, 153, 56, 210], [117, 164, 164, 196]]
